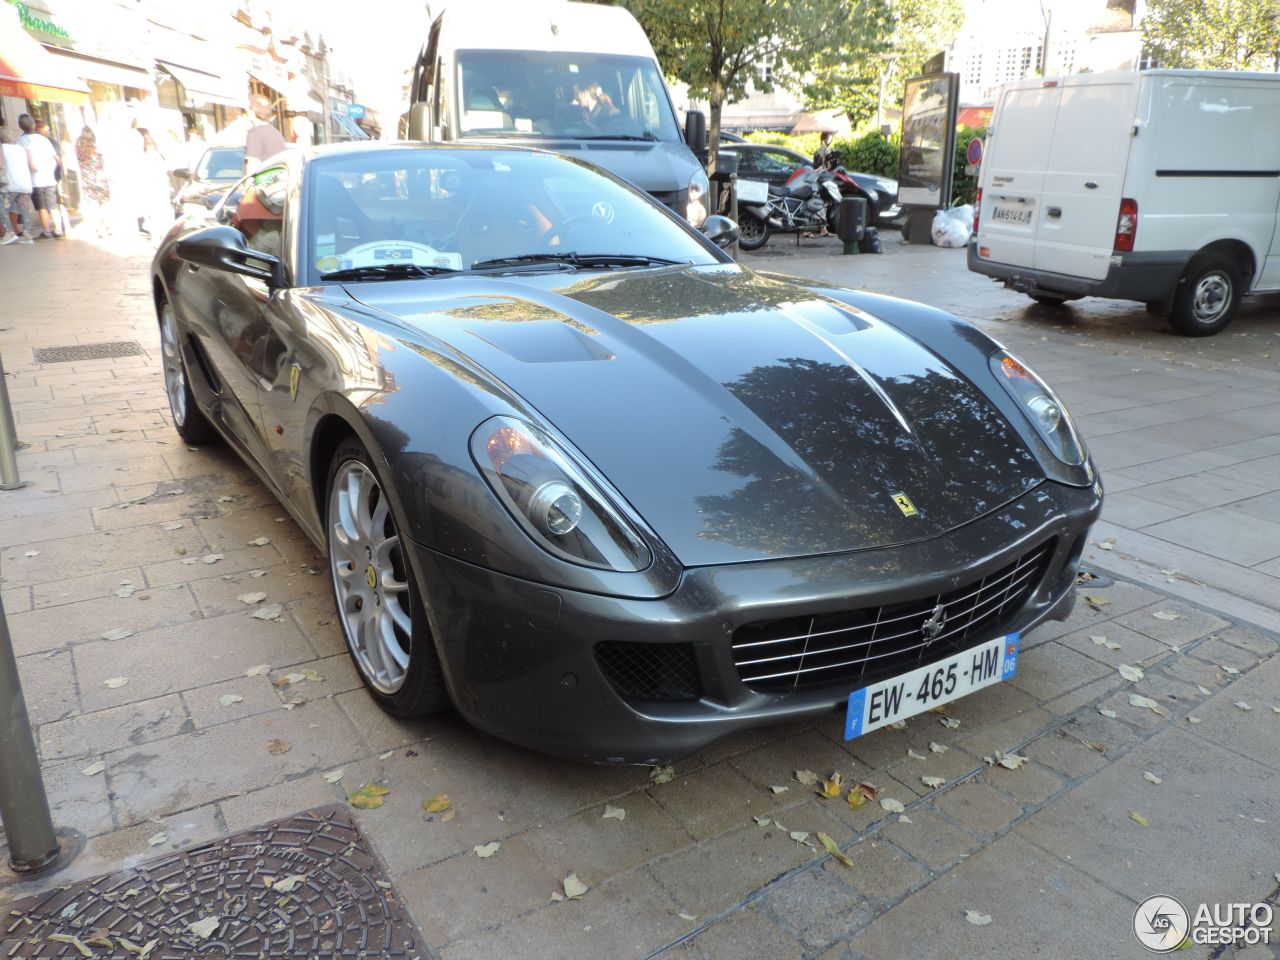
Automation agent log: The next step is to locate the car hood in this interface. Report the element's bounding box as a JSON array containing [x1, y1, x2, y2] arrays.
[[349, 265, 1042, 566]]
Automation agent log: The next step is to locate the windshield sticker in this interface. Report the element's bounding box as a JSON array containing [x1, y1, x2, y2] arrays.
[[316, 256, 343, 274]]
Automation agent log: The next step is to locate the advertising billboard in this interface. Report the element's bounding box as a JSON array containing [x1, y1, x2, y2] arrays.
[[898, 72, 960, 208]]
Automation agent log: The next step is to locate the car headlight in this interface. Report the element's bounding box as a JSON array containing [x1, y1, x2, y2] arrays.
[[686, 168, 709, 228], [471, 416, 651, 571], [990, 351, 1086, 465]]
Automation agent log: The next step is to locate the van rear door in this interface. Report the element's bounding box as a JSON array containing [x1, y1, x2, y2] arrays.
[[978, 82, 1061, 269], [1034, 75, 1141, 279]]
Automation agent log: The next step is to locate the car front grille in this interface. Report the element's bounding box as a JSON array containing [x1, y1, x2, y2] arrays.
[[732, 541, 1054, 692], [596, 641, 702, 702]]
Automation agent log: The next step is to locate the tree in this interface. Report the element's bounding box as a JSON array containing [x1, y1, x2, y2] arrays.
[[604, 0, 891, 170], [804, 0, 962, 129], [1142, 0, 1280, 70]]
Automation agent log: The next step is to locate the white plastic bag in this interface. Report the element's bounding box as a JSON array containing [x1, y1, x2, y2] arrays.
[[931, 205, 973, 248]]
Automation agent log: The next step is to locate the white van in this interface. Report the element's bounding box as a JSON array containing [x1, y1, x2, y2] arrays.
[[405, 1, 710, 227], [969, 70, 1280, 336]]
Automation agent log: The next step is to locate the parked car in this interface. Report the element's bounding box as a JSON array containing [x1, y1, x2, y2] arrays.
[[970, 69, 1280, 336], [718, 143, 903, 226], [172, 146, 246, 218], [152, 141, 1099, 763], [405, 0, 709, 225]]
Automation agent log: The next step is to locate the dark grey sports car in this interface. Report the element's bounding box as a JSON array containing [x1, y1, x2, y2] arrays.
[[152, 142, 1101, 763]]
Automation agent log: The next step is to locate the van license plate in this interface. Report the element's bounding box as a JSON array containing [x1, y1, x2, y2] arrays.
[[844, 634, 1019, 740], [990, 205, 1033, 225]]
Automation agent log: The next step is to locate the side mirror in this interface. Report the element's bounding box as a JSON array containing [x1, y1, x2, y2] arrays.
[[173, 167, 191, 181], [407, 101, 432, 141], [684, 109, 707, 161], [701, 215, 739, 250], [176, 225, 281, 285]]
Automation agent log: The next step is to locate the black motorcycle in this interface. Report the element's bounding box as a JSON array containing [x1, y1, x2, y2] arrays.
[[734, 167, 843, 251]]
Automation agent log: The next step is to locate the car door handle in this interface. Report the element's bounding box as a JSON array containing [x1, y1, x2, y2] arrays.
[[1084, 182, 1098, 189], [1047, 207, 1062, 218]]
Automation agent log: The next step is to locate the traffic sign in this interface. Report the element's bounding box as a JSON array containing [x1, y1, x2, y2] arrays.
[[347, 103, 366, 121], [966, 137, 983, 166]]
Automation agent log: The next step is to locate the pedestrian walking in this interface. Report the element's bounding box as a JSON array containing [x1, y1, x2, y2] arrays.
[[137, 128, 173, 238], [17, 114, 63, 239], [34, 119, 68, 236], [75, 126, 111, 237], [245, 94, 286, 172], [0, 129, 37, 245]]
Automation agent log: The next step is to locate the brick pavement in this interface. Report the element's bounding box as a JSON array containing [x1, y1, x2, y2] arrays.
[[1, 234, 1278, 959]]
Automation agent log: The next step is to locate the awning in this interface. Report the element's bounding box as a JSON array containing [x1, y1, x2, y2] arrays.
[[157, 60, 244, 108], [45, 48, 152, 91], [331, 112, 368, 140], [0, 4, 88, 104]]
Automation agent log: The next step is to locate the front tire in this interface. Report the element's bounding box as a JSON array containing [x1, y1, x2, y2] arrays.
[[1168, 254, 1243, 337], [159, 300, 217, 444], [737, 214, 770, 251], [326, 442, 448, 717]]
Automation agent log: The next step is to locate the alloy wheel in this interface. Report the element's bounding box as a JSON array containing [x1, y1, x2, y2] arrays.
[[160, 304, 186, 427], [328, 460, 414, 694]]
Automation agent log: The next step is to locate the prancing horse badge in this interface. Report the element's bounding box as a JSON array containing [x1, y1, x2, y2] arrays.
[[891, 492, 918, 518], [289, 362, 301, 401]]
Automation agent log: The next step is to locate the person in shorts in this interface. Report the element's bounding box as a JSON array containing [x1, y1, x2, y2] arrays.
[[18, 114, 63, 239], [0, 129, 36, 245]]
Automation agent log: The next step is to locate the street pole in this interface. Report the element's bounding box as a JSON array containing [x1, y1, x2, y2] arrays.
[[0, 592, 60, 873], [0, 353, 24, 490]]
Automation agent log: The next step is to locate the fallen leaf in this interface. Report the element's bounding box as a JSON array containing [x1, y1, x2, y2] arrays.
[[602, 804, 626, 820], [907, 748, 928, 761], [1118, 664, 1144, 682], [1235, 701, 1253, 712], [218, 694, 243, 707], [104, 676, 129, 688], [929, 741, 948, 754], [818, 831, 854, 867], [422, 793, 451, 814], [45, 935, 92, 957], [23, 550, 40, 558], [266, 738, 291, 755], [1273, 707, 1280, 715], [201, 553, 224, 564], [794, 769, 819, 786], [1083, 595, 1110, 608], [248, 536, 272, 546], [846, 782, 880, 808], [965, 910, 993, 926], [888, 720, 907, 730], [474, 841, 501, 858], [938, 716, 961, 729], [246, 663, 270, 676], [147, 831, 167, 846], [82, 761, 105, 776], [563, 873, 588, 900], [1129, 810, 1151, 827], [323, 769, 344, 783], [249, 569, 267, 578], [650, 765, 675, 785], [1187, 716, 1203, 725], [997, 753, 1029, 770], [237, 592, 267, 605], [1143, 771, 1162, 784], [818, 771, 844, 799], [377, 748, 393, 759], [1098, 706, 1117, 718], [1090, 635, 1121, 651], [788, 830, 811, 844], [1128, 693, 1171, 718], [272, 874, 306, 893], [349, 784, 389, 809], [162, 521, 185, 530], [769, 785, 789, 794], [115, 585, 137, 598], [678, 911, 698, 921], [921, 776, 946, 789], [1222, 666, 1240, 675], [101, 628, 133, 641], [299, 669, 323, 683], [753, 814, 771, 827], [550, 891, 564, 902], [880, 797, 906, 814], [1152, 610, 1182, 622], [252, 603, 284, 621], [218, 495, 234, 503], [1197, 684, 1213, 696], [187, 916, 219, 940]]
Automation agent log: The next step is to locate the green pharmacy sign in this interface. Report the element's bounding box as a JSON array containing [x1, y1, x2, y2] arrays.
[[10, 1, 72, 42]]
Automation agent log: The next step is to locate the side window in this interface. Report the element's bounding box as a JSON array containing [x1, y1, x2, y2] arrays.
[[759, 150, 801, 174], [735, 150, 759, 175], [228, 166, 288, 259]]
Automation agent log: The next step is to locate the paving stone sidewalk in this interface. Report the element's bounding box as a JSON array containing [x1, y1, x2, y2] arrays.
[[1, 236, 1278, 959]]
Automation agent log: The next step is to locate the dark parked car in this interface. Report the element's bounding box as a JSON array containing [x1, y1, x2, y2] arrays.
[[172, 146, 246, 217], [719, 143, 903, 226], [152, 142, 1100, 763]]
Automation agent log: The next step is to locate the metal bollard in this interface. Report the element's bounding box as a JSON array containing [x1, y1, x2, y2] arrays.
[[0, 353, 24, 490], [0, 593, 60, 873]]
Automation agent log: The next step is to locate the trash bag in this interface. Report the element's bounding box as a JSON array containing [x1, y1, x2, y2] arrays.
[[931, 205, 973, 248], [859, 226, 883, 254]]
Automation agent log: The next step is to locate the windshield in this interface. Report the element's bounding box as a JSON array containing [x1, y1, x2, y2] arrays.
[[198, 147, 246, 181], [455, 50, 679, 141], [305, 148, 715, 281]]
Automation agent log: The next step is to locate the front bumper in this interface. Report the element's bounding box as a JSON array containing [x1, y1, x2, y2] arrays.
[[968, 244, 1189, 303], [407, 479, 1102, 763]]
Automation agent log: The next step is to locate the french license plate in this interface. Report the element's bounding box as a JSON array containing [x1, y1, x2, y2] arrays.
[[990, 204, 1033, 225], [844, 633, 1020, 740]]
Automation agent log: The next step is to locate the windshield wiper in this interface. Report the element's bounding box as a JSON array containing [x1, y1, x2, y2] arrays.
[[578, 134, 658, 141], [319, 263, 463, 282], [471, 252, 685, 272]]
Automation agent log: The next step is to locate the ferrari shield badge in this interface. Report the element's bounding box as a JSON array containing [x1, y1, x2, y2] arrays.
[[289, 362, 301, 402], [891, 492, 918, 518]]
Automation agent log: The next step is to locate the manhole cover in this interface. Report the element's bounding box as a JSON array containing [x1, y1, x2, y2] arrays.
[[33, 342, 143, 363], [1, 805, 422, 958]]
